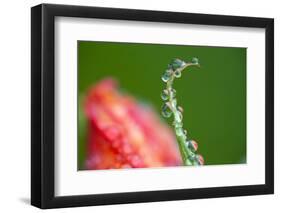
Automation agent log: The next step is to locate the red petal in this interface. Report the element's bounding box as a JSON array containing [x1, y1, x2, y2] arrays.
[[84, 78, 181, 169]]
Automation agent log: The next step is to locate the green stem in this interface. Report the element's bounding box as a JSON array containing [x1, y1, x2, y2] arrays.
[[161, 58, 203, 166]]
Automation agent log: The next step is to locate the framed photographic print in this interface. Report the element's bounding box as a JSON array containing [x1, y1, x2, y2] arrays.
[[31, 3, 274, 209]]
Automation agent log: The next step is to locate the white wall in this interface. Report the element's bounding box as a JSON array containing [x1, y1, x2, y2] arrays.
[[0, 0, 279, 212]]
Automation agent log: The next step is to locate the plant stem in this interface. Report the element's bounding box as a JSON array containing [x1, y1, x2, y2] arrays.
[[161, 58, 203, 166]]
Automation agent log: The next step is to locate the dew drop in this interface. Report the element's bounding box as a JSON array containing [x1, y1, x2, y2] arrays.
[[175, 111, 183, 122], [174, 121, 183, 128], [161, 90, 169, 101], [171, 99, 177, 108], [161, 73, 170, 82], [195, 154, 204, 165], [188, 152, 196, 162], [175, 127, 183, 136], [174, 70, 182, 78], [161, 70, 172, 82], [170, 88, 176, 98], [161, 103, 172, 118], [186, 140, 198, 152], [178, 106, 183, 113], [192, 57, 199, 64], [170, 58, 185, 70]]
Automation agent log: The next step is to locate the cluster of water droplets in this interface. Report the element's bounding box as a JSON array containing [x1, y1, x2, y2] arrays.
[[161, 58, 190, 120], [160, 58, 204, 166]]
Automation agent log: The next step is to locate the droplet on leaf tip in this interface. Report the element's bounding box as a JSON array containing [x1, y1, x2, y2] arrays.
[[192, 57, 199, 64]]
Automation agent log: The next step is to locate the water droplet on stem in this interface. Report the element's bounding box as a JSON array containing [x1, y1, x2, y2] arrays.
[[161, 103, 172, 118], [161, 90, 169, 100]]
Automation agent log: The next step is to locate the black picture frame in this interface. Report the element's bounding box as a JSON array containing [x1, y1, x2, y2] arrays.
[[31, 3, 274, 209]]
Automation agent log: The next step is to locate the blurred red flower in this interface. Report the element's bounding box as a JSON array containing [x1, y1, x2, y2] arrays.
[[84, 78, 182, 170]]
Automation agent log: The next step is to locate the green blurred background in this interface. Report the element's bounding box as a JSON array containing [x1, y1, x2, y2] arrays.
[[78, 41, 246, 169]]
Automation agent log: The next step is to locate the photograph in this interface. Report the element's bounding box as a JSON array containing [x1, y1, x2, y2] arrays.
[[77, 41, 247, 170], [0, 0, 277, 211]]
